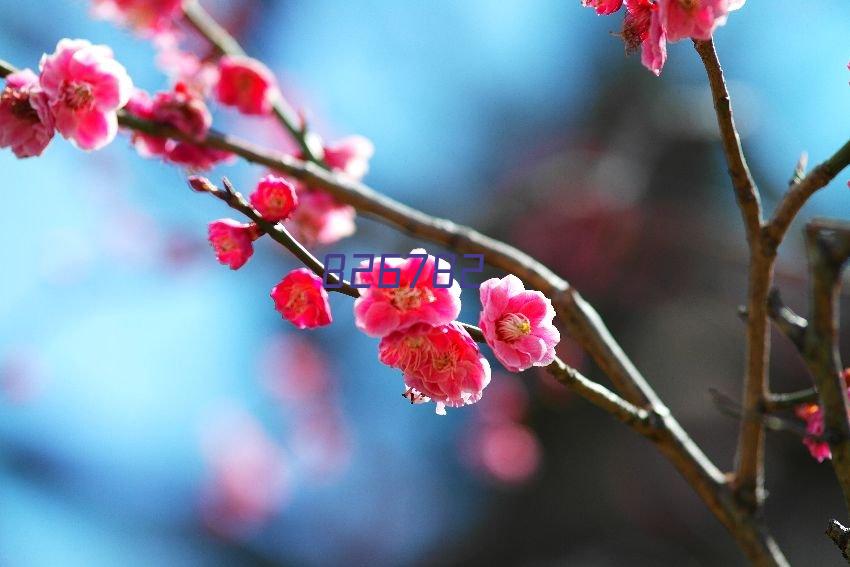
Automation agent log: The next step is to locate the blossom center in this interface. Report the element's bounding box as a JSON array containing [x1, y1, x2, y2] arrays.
[[61, 81, 95, 110], [497, 313, 532, 342], [285, 286, 310, 314], [389, 286, 432, 311], [676, 0, 698, 11], [432, 351, 456, 373]]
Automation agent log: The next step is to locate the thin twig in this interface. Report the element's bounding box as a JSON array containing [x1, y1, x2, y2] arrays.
[[694, 38, 770, 513], [827, 519, 850, 564], [767, 288, 808, 351], [763, 389, 818, 413]]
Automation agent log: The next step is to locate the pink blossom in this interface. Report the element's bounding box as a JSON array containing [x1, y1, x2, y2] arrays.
[[250, 175, 299, 221], [581, 0, 623, 15], [659, 0, 745, 43], [379, 322, 491, 414], [215, 55, 278, 116], [207, 219, 260, 270], [323, 135, 374, 180], [92, 0, 183, 36], [284, 187, 356, 247], [270, 268, 332, 329], [479, 274, 560, 373], [641, 5, 668, 76], [0, 69, 55, 158], [353, 249, 461, 338], [201, 411, 289, 536], [125, 86, 232, 170], [39, 39, 132, 151], [796, 403, 831, 463], [475, 422, 542, 484]]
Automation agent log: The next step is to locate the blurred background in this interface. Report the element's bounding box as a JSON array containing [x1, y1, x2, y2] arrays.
[[1, 1, 849, 565]]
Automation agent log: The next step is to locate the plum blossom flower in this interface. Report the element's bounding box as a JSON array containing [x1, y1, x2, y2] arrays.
[[581, 0, 623, 15], [207, 219, 260, 270], [154, 35, 220, 96], [479, 274, 560, 373], [379, 322, 491, 415], [795, 403, 831, 463], [353, 249, 462, 338], [92, 0, 183, 36], [215, 55, 278, 116], [39, 39, 133, 151], [659, 0, 745, 43], [124, 85, 232, 170], [284, 187, 356, 247], [270, 268, 332, 329], [250, 175, 299, 222], [323, 135, 375, 180], [0, 69, 55, 158]]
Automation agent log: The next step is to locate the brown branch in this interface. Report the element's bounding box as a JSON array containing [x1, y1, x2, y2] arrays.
[[693, 39, 762, 244], [694, 38, 771, 512], [2, 54, 789, 566], [827, 520, 850, 564], [767, 288, 808, 351], [804, 219, 850, 515], [766, 142, 850, 250], [763, 389, 818, 413]]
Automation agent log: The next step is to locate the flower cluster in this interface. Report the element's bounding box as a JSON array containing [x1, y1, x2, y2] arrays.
[[582, 0, 746, 75], [794, 369, 850, 463], [1, 39, 132, 157]]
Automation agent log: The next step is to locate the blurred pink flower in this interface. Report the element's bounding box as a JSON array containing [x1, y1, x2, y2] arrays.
[[475, 374, 530, 424], [207, 219, 260, 270], [323, 135, 374, 180], [290, 405, 353, 480], [92, 0, 183, 35], [581, 0, 623, 15], [260, 334, 331, 403], [479, 274, 559, 373], [354, 249, 462, 337], [379, 322, 491, 415], [250, 175, 299, 222], [0, 69, 55, 158], [39, 39, 132, 151], [154, 36, 220, 95], [270, 268, 333, 329], [475, 422, 541, 484], [284, 188, 356, 247], [215, 55, 278, 116], [201, 412, 289, 536], [659, 0, 745, 43]]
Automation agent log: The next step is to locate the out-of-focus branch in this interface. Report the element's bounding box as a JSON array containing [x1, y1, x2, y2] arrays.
[[767, 288, 808, 351], [763, 389, 818, 413], [827, 520, 850, 564], [181, 0, 323, 164], [804, 219, 850, 515]]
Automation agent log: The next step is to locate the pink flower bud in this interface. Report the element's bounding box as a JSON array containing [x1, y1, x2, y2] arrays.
[[323, 135, 374, 180], [39, 39, 133, 151], [215, 55, 278, 116], [207, 219, 260, 270], [270, 268, 333, 329], [0, 69, 55, 158], [479, 274, 560, 373], [250, 175, 299, 222], [188, 175, 216, 193]]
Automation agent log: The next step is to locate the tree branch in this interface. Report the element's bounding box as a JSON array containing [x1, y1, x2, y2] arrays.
[[827, 520, 850, 564], [694, 37, 771, 512], [767, 288, 808, 351], [804, 219, 850, 514], [1, 52, 789, 566]]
